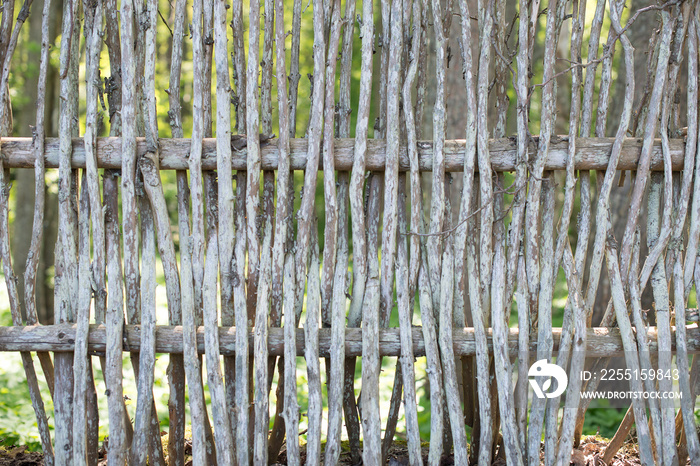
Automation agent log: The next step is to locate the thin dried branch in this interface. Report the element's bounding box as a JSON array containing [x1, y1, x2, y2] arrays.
[[304, 221, 323, 466]]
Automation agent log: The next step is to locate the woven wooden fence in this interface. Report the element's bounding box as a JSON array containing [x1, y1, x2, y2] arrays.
[[0, 0, 699, 465]]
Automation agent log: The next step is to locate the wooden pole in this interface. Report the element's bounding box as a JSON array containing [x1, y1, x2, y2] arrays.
[[1, 324, 698, 358], [0, 136, 687, 172]]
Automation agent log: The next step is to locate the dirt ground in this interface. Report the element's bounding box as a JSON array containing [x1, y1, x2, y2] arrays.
[[0, 435, 676, 465], [0, 446, 45, 466], [273, 435, 650, 465]]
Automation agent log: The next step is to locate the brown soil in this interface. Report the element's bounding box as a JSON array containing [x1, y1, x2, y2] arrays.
[[273, 436, 648, 465], [0, 435, 683, 465], [0, 446, 44, 466]]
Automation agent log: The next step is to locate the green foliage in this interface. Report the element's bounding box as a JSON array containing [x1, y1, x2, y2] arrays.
[[580, 400, 628, 439], [0, 354, 52, 451]]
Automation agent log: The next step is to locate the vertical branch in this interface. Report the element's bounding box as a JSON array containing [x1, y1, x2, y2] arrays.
[[132, 177, 158, 466], [490, 187, 525, 466], [512, 0, 531, 448], [338, 0, 355, 140], [304, 222, 323, 466], [475, 0, 495, 320], [319, 0, 341, 327], [72, 3, 102, 462], [261, 0, 274, 136], [492, 0, 508, 138], [647, 172, 678, 465], [140, 151, 186, 459], [396, 205, 421, 465], [268, 0, 294, 456], [627, 233, 663, 457], [376, 0, 390, 140], [527, 174, 556, 464], [426, 0, 446, 303], [0, 0, 14, 73], [453, 0, 478, 312], [554, 244, 588, 466], [418, 246, 445, 465], [55, 2, 81, 460], [379, 0, 402, 330], [557, 0, 595, 450], [553, 0, 586, 277], [233, 174, 250, 465], [406, 0, 426, 298], [318, 4, 344, 459], [378, 1, 404, 455], [348, 0, 374, 458], [337, 0, 360, 455], [288, 0, 302, 136], [324, 179, 349, 466], [202, 231, 234, 464], [167, 0, 187, 140], [259, 10, 277, 444], [437, 223, 469, 464], [231, 0, 247, 133], [459, 177, 492, 465], [253, 152, 274, 466], [180, 229, 207, 465], [476, 2, 497, 456], [579, 0, 607, 136], [523, 0, 558, 336], [514, 251, 529, 448], [293, 0, 325, 350], [132, 0, 167, 463], [282, 254, 300, 465], [414, 0, 429, 142], [114, 0, 148, 450], [202, 0, 214, 138], [104, 0, 122, 136], [246, 0, 262, 323], [165, 2, 188, 464], [189, 0, 218, 455], [594, 0, 623, 138], [190, 0, 206, 324], [361, 176, 384, 466], [103, 173, 127, 466], [180, 2, 208, 461], [120, 0, 141, 333], [684, 12, 700, 296], [213, 0, 237, 458], [23, 0, 56, 404], [546, 2, 587, 463], [452, 0, 484, 459]]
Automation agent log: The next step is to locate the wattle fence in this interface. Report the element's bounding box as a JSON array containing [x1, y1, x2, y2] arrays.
[[0, 0, 699, 465]]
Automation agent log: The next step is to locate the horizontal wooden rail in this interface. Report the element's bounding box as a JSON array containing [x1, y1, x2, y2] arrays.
[[1, 136, 686, 171], [0, 324, 697, 357]]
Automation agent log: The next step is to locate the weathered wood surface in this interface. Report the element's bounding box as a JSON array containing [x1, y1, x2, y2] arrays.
[[0, 136, 687, 171], [2, 324, 699, 357], [0, 0, 697, 462]]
